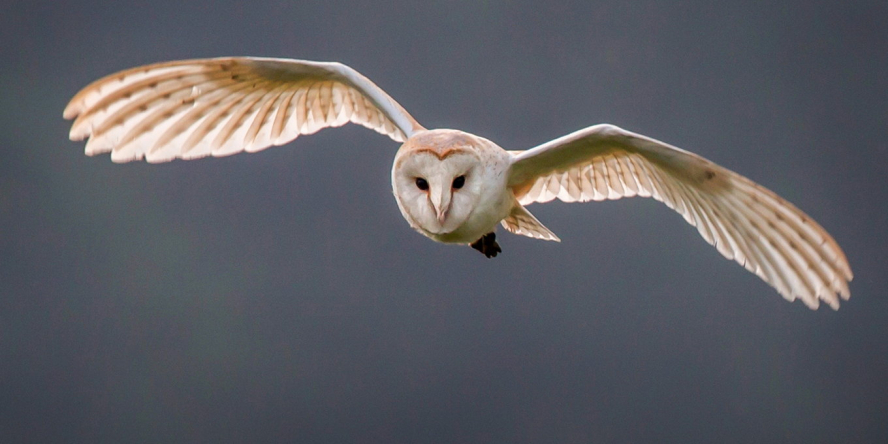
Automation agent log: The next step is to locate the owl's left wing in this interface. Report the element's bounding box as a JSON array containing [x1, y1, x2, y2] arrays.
[[64, 57, 424, 163], [507, 124, 852, 310]]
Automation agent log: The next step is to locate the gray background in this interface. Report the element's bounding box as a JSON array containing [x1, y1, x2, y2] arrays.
[[3, 1, 887, 443]]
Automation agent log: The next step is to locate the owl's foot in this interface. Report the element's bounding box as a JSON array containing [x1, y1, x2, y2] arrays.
[[470, 232, 501, 258]]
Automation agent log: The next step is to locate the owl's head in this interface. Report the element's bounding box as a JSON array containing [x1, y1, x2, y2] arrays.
[[392, 130, 486, 237]]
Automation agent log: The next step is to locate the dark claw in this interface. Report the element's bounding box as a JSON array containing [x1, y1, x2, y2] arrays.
[[470, 232, 502, 258]]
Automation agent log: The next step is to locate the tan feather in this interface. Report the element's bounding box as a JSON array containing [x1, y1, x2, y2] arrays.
[[509, 124, 852, 309], [64, 57, 425, 163], [500, 203, 561, 241]]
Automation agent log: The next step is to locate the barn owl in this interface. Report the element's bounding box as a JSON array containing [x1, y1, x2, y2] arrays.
[[64, 57, 852, 309]]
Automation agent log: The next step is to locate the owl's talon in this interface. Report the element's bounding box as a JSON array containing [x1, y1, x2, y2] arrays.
[[470, 232, 501, 258]]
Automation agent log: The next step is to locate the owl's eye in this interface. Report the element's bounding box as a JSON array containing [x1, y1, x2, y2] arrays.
[[452, 175, 466, 189], [415, 177, 429, 191]]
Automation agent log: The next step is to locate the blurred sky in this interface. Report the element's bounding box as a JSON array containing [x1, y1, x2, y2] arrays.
[[2, 1, 887, 443]]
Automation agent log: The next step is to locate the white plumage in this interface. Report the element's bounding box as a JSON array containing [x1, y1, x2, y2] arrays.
[[64, 58, 419, 162], [65, 57, 852, 309]]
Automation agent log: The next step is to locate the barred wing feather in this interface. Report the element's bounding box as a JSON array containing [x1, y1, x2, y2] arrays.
[[64, 57, 424, 163], [508, 124, 852, 309]]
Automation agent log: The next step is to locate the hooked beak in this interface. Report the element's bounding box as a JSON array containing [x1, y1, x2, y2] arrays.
[[436, 208, 448, 224], [430, 185, 451, 225]]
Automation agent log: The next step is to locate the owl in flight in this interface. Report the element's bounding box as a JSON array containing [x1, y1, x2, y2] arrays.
[[64, 57, 852, 309]]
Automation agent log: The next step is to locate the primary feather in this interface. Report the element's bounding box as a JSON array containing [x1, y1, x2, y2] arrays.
[[508, 124, 852, 309], [64, 57, 424, 163]]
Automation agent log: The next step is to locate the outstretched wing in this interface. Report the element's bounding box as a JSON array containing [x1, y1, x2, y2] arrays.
[[508, 124, 852, 310], [64, 57, 425, 163]]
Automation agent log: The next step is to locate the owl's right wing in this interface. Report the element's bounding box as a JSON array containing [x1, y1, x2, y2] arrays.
[[64, 57, 425, 163]]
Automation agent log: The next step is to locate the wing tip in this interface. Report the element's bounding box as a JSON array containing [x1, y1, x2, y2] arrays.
[[63, 103, 81, 120], [785, 286, 849, 311]]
